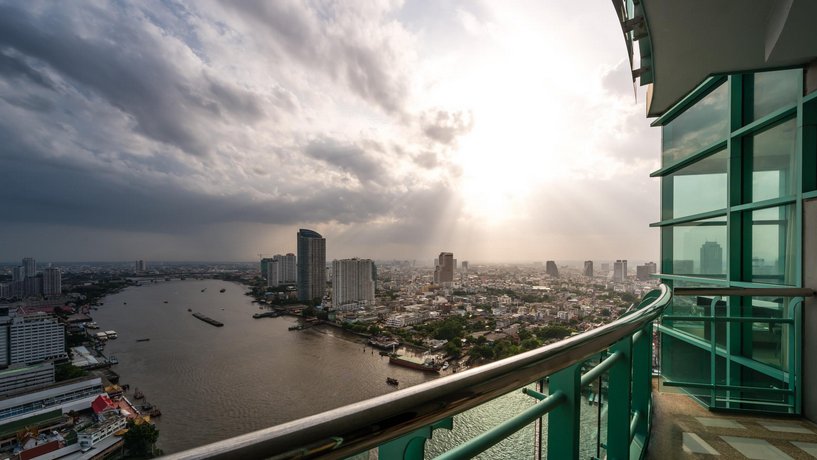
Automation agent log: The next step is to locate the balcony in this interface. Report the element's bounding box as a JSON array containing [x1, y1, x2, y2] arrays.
[[164, 285, 670, 459]]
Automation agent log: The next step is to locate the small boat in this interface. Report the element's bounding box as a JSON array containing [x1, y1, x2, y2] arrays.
[[149, 407, 162, 417], [201, 288, 206, 292], [386, 377, 399, 386], [108, 356, 119, 364], [219, 288, 226, 293], [123, 302, 127, 305], [136, 338, 150, 342], [134, 388, 144, 400], [187, 308, 192, 312], [163, 300, 168, 304]]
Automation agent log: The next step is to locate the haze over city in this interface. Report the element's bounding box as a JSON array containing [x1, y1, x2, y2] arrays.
[[0, 1, 659, 262]]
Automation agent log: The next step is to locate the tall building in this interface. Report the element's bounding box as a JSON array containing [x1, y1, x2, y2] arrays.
[[135, 260, 147, 272], [332, 258, 375, 307], [461, 261, 469, 272], [433, 252, 454, 284], [297, 229, 326, 303], [4, 313, 67, 365], [260, 257, 274, 280], [583, 260, 593, 277], [11, 266, 25, 283], [22, 258, 36, 278], [42, 268, 61, 297], [613, 259, 627, 282], [612, 0, 817, 420], [545, 261, 559, 277], [279, 253, 297, 283], [700, 241, 723, 275], [636, 262, 657, 281]]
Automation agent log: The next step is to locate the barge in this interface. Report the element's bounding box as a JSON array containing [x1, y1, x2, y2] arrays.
[[192, 312, 224, 327], [388, 355, 441, 373]]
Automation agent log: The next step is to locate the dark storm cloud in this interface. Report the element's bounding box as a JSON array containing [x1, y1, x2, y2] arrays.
[[219, 0, 410, 115], [0, 49, 54, 90], [422, 109, 474, 145], [304, 138, 387, 184], [0, 2, 267, 156]]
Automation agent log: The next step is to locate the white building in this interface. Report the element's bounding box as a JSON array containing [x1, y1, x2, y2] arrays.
[[332, 258, 375, 307], [8, 313, 67, 365], [0, 377, 103, 424], [0, 362, 55, 397]]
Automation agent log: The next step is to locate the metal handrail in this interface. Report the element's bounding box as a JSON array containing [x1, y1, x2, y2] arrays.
[[673, 287, 815, 297], [165, 284, 671, 460]]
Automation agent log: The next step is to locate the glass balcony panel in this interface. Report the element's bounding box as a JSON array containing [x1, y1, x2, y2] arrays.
[[748, 205, 795, 285], [668, 217, 727, 278], [662, 83, 728, 168], [661, 334, 713, 405], [748, 69, 800, 123], [747, 118, 797, 202], [735, 368, 790, 413], [746, 296, 789, 370], [662, 148, 728, 220]]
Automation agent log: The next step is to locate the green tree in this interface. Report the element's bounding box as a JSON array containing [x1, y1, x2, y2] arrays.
[[124, 421, 159, 458]]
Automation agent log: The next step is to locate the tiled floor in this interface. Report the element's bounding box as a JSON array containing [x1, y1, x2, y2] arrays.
[[648, 385, 817, 459]]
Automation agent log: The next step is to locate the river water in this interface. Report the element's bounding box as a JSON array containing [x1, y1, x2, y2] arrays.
[[93, 279, 604, 458]]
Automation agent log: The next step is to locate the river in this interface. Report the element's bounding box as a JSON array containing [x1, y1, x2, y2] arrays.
[[93, 279, 605, 458]]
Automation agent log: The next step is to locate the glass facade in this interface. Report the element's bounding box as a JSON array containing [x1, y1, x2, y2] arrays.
[[656, 68, 810, 414]]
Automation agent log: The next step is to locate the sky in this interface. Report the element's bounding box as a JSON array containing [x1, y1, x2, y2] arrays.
[[0, 0, 661, 263]]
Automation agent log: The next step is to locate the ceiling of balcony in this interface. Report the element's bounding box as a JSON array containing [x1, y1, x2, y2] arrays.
[[643, 0, 817, 117]]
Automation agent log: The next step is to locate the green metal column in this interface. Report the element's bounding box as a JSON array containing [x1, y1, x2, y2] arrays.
[[631, 326, 652, 452], [607, 337, 633, 460], [378, 417, 453, 460], [547, 363, 582, 460]]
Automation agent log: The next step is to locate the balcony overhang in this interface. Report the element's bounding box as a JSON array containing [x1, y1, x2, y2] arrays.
[[638, 0, 817, 117]]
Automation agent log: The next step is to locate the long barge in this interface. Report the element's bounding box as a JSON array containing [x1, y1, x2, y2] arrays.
[[192, 312, 224, 327], [388, 355, 441, 373]]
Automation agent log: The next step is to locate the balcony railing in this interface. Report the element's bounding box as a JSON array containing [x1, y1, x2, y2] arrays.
[[165, 284, 671, 460]]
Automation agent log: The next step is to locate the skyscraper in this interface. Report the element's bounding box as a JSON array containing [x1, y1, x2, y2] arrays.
[[434, 252, 454, 284], [135, 260, 147, 272], [636, 262, 657, 281], [22, 258, 36, 278], [42, 268, 61, 297], [332, 258, 375, 307], [279, 253, 297, 283], [700, 241, 723, 275], [613, 259, 627, 282], [583, 260, 594, 277], [545, 261, 559, 277], [297, 229, 326, 303]]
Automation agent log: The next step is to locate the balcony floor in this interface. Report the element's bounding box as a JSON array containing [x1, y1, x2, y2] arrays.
[[648, 382, 817, 459]]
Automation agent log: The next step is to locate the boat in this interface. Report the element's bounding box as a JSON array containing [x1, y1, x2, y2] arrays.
[[108, 356, 119, 364], [368, 336, 401, 350], [201, 288, 206, 292], [187, 308, 192, 312], [192, 312, 224, 327], [148, 407, 162, 417], [386, 377, 399, 386], [134, 388, 144, 400], [253, 311, 279, 319], [163, 300, 168, 304], [219, 288, 226, 293], [136, 338, 150, 342], [288, 325, 303, 331], [388, 355, 442, 373]]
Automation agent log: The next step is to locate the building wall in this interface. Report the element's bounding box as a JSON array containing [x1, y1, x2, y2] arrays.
[[803, 199, 817, 421], [297, 230, 326, 302], [656, 68, 814, 415], [9, 315, 67, 365], [0, 362, 55, 397], [333, 258, 375, 306]]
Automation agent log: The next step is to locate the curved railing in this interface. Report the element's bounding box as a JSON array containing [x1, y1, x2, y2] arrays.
[[165, 284, 671, 460]]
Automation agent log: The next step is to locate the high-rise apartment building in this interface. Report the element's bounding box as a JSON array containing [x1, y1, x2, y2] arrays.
[[135, 260, 147, 272], [297, 229, 326, 303], [332, 258, 375, 307], [613, 259, 627, 282], [11, 266, 25, 283], [22, 258, 36, 278], [42, 268, 61, 297], [4, 313, 67, 365], [583, 260, 594, 277], [545, 261, 559, 277], [461, 261, 469, 272], [636, 262, 657, 281], [700, 241, 723, 275], [433, 252, 454, 284]]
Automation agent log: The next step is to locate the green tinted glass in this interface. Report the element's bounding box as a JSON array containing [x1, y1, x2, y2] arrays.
[[746, 118, 797, 202], [670, 217, 727, 278], [662, 148, 728, 220], [662, 83, 728, 168], [748, 69, 800, 123], [747, 205, 795, 285]]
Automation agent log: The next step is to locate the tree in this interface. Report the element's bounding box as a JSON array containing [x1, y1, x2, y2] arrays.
[[124, 421, 159, 458]]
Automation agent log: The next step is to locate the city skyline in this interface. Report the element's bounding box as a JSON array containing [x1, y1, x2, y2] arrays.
[[0, 1, 659, 263]]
